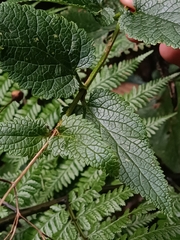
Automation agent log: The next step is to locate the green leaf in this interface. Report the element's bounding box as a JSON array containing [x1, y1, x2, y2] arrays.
[[143, 113, 177, 138], [0, 118, 50, 157], [15, 97, 41, 119], [119, 0, 180, 48], [8, 0, 102, 12], [20, 205, 78, 240], [77, 186, 133, 231], [129, 224, 180, 240], [87, 89, 171, 213], [88, 214, 131, 240], [94, 7, 115, 26], [124, 73, 180, 111], [38, 99, 62, 129], [50, 115, 118, 173], [89, 50, 153, 92], [0, 3, 95, 99]]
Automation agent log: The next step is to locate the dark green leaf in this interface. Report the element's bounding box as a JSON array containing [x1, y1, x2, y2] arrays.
[[87, 89, 171, 213], [120, 0, 180, 48], [0, 118, 50, 157], [0, 3, 95, 99], [94, 7, 115, 26], [50, 115, 118, 173], [8, 0, 102, 12]]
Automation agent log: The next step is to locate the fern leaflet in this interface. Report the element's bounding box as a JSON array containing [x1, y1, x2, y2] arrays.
[[124, 73, 180, 110], [89, 51, 153, 92], [143, 113, 177, 137]]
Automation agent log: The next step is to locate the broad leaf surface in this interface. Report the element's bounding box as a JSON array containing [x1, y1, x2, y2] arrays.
[[87, 89, 171, 213], [0, 118, 50, 157], [7, 0, 114, 26], [50, 115, 118, 174], [120, 0, 180, 48], [0, 3, 94, 99]]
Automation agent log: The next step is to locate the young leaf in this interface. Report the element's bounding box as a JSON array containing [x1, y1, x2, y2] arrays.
[[119, 0, 180, 48], [0, 118, 50, 157], [0, 3, 95, 99], [87, 89, 171, 214], [49, 115, 118, 173]]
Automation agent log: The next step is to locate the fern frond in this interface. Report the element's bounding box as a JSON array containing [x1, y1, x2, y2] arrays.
[[126, 212, 158, 236], [15, 97, 41, 119], [88, 213, 131, 240], [128, 223, 180, 240], [120, 201, 157, 236], [75, 167, 106, 192], [109, 32, 148, 59], [0, 83, 21, 121], [38, 99, 62, 129], [89, 51, 153, 92], [143, 113, 177, 137], [0, 153, 28, 175], [17, 162, 45, 207], [38, 157, 86, 203], [77, 186, 133, 231], [69, 167, 106, 211], [124, 72, 180, 110], [0, 73, 13, 102], [16, 205, 78, 240], [70, 189, 100, 212]]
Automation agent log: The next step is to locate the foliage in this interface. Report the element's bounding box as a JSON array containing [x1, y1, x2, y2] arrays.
[[119, 0, 180, 48], [0, 0, 180, 239]]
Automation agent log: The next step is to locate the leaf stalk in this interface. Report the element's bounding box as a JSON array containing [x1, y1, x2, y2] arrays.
[[65, 23, 120, 117]]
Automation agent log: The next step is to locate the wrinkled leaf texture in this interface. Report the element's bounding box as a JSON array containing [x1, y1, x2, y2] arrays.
[[0, 118, 50, 157], [87, 89, 171, 214], [50, 114, 118, 175], [8, 0, 102, 12], [0, 3, 94, 99], [120, 0, 180, 48]]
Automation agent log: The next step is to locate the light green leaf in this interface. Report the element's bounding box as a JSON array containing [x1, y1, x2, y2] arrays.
[[129, 224, 180, 240], [50, 115, 118, 173], [143, 113, 177, 138], [87, 89, 171, 213], [120, 0, 180, 48], [89, 50, 153, 92], [0, 118, 50, 157], [0, 3, 95, 99], [124, 73, 180, 111]]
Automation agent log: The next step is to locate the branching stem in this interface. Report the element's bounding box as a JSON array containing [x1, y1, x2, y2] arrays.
[[65, 22, 120, 117], [68, 204, 88, 240], [0, 22, 120, 236]]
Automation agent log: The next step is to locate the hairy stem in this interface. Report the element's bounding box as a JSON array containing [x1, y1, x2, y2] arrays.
[[0, 22, 120, 208], [65, 23, 120, 117]]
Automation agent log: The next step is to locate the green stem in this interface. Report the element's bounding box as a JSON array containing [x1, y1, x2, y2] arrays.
[[65, 23, 120, 117], [68, 204, 88, 240]]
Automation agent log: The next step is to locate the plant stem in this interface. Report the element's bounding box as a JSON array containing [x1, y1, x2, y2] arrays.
[[0, 22, 120, 206], [68, 204, 88, 240], [65, 22, 120, 117], [0, 129, 58, 206], [0, 196, 67, 227]]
